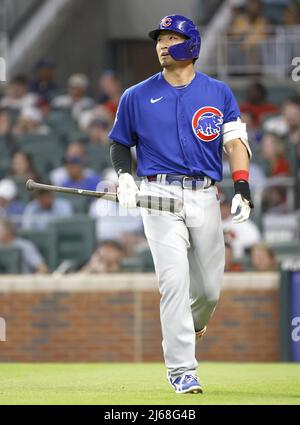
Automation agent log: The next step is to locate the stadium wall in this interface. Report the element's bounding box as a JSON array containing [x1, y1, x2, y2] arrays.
[[0, 273, 280, 362]]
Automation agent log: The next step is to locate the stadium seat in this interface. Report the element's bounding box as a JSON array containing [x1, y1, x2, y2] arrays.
[[66, 130, 87, 144], [0, 246, 22, 274], [46, 109, 78, 136], [20, 139, 63, 179], [5, 109, 20, 126], [0, 157, 10, 179], [48, 215, 96, 269], [13, 133, 60, 146], [263, 4, 288, 25], [268, 241, 300, 258], [17, 228, 57, 272], [56, 193, 91, 214], [9, 176, 31, 203], [133, 245, 155, 272], [86, 144, 111, 173], [121, 257, 142, 272]]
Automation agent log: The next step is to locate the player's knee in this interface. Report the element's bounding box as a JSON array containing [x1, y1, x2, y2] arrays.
[[202, 287, 220, 306]]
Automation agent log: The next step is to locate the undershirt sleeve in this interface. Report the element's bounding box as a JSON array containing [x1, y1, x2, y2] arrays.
[[110, 141, 132, 175]]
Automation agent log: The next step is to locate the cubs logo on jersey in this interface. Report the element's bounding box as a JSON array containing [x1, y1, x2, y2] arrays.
[[192, 106, 223, 142]]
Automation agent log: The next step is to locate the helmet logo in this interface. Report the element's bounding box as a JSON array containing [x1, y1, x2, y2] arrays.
[[161, 17, 172, 27], [192, 106, 223, 142]]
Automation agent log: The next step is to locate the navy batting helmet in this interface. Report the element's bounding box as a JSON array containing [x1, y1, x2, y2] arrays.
[[148, 15, 201, 61]]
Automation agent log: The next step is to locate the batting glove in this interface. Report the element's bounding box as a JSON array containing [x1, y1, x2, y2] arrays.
[[231, 180, 254, 224], [117, 172, 139, 209]]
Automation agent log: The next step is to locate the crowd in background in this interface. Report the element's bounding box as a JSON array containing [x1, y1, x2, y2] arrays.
[[226, 0, 300, 75], [0, 55, 299, 274]]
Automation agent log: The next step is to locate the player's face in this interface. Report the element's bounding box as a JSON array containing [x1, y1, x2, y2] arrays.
[[156, 31, 187, 67]]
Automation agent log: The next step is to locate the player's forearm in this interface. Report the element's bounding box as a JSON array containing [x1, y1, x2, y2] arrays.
[[110, 141, 132, 175], [226, 138, 250, 175]]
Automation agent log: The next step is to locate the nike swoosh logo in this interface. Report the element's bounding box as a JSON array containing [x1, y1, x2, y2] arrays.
[[150, 97, 163, 104]]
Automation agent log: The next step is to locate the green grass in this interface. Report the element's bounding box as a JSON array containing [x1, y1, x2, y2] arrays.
[[0, 362, 299, 405]]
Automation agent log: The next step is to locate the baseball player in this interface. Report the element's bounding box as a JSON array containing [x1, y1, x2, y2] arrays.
[[109, 15, 253, 394]]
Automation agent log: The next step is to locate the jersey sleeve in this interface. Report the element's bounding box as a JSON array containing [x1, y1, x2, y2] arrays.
[[108, 89, 137, 147], [222, 83, 240, 124]]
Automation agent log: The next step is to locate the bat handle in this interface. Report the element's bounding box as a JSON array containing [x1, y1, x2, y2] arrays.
[[26, 179, 36, 191]]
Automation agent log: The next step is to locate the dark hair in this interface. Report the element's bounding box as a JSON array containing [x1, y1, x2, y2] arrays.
[[285, 95, 300, 107], [98, 239, 124, 253], [249, 82, 267, 99], [9, 150, 38, 178], [11, 75, 28, 85]]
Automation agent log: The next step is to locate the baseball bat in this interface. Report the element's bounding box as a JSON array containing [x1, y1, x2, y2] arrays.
[[25, 179, 183, 213]]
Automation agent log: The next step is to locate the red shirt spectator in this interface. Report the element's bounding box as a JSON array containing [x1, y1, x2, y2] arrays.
[[240, 82, 279, 128], [261, 132, 291, 176]]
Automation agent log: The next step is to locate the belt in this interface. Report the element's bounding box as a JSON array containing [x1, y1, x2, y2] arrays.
[[146, 174, 215, 189]]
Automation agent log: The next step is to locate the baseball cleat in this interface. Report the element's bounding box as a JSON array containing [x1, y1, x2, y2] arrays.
[[168, 372, 203, 394], [195, 326, 207, 342]]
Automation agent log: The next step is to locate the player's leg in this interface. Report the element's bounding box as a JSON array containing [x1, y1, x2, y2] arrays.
[[140, 182, 198, 381], [187, 186, 225, 333]]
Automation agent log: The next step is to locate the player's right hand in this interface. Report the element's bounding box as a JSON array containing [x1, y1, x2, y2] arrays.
[[117, 172, 139, 208]]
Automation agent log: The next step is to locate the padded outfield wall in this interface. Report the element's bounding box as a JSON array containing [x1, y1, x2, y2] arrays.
[[0, 273, 280, 362]]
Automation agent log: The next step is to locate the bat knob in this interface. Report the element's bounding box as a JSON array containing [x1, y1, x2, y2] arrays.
[[26, 179, 35, 191]]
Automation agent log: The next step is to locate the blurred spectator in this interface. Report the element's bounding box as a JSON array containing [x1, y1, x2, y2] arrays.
[[96, 70, 122, 117], [261, 132, 291, 176], [119, 232, 147, 258], [0, 178, 25, 224], [0, 109, 11, 136], [22, 189, 73, 230], [283, 0, 300, 24], [36, 95, 53, 121], [9, 151, 39, 181], [13, 106, 50, 135], [224, 242, 245, 272], [89, 169, 143, 241], [261, 186, 289, 213], [263, 96, 300, 144], [250, 243, 278, 271], [79, 104, 114, 132], [85, 118, 110, 145], [240, 82, 279, 128], [221, 195, 261, 258], [50, 142, 96, 186], [30, 60, 58, 97], [240, 111, 263, 147], [0, 75, 37, 111], [61, 154, 100, 191], [52, 73, 94, 121], [282, 96, 300, 145], [0, 218, 48, 273], [80, 240, 125, 273], [227, 0, 271, 69]]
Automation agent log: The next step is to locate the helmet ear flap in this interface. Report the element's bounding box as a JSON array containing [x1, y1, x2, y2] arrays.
[[168, 39, 200, 61]]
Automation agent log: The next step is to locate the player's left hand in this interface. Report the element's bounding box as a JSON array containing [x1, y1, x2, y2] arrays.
[[231, 180, 254, 224]]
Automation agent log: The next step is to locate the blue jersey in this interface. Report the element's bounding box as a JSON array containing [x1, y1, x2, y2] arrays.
[[109, 71, 240, 181]]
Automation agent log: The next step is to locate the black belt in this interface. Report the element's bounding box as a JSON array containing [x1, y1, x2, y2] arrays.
[[146, 174, 215, 189]]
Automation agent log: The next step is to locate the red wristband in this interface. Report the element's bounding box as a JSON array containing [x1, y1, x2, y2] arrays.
[[232, 170, 249, 182]]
